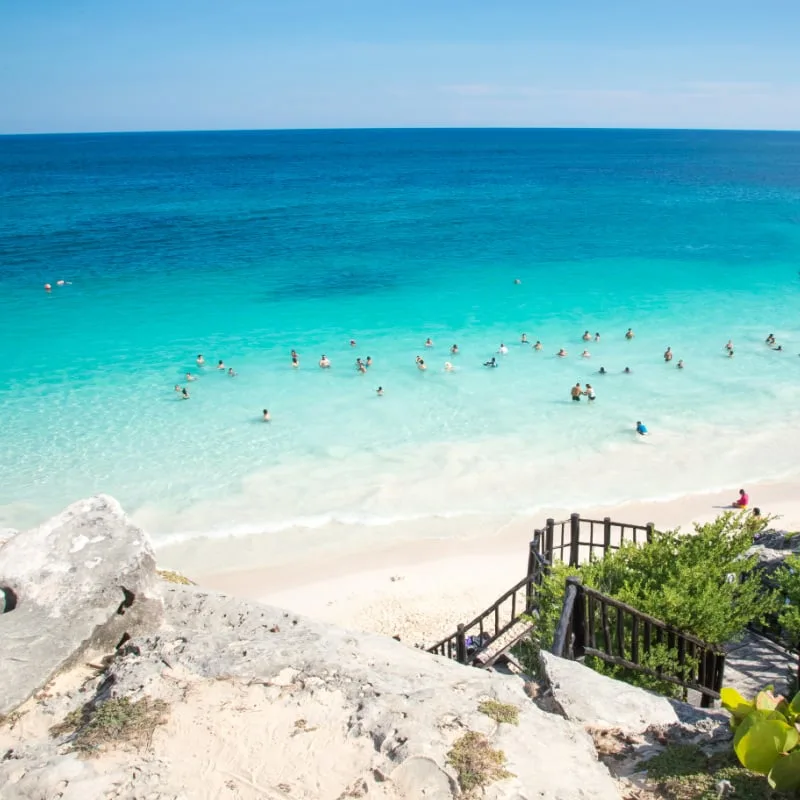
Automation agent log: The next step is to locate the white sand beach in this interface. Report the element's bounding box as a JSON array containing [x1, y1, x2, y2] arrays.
[[177, 479, 800, 648]]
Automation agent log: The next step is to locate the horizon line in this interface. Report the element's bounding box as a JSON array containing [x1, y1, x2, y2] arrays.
[[2, 124, 800, 138]]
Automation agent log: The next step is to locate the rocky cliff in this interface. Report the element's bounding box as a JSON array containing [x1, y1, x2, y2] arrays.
[[0, 497, 726, 800]]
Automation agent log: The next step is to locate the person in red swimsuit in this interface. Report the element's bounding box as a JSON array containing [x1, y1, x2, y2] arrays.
[[732, 489, 749, 508]]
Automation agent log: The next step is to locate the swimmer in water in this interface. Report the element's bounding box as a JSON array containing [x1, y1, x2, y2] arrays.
[[635, 420, 648, 436], [582, 350, 591, 358], [182, 387, 190, 399], [217, 359, 225, 370], [514, 278, 521, 284], [357, 360, 367, 374], [582, 330, 591, 341], [624, 367, 632, 374], [415, 355, 422, 364], [185, 372, 196, 382], [557, 349, 568, 357], [584, 383, 596, 401], [725, 339, 734, 352], [425, 338, 434, 347], [376, 386, 384, 396], [625, 328, 634, 340], [197, 354, 205, 367], [483, 357, 498, 368], [571, 382, 583, 402], [444, 361, 454, 371], [534, 341, 543, 351], [263, 408, 270, 421], [174, 384, 182, 394], [350, 339, 357, 347], [594, 332, 601, 342], [774, 345, 784, 352], [417, 358, 427, 371], [365, 356, 372, 367], [450, 344, 459, 355], [228, 367, 237, 377], [598, 367, 607, 374], [291, 354, 299, 368], [766, 333, 776, 345], [498, 343, 509, 355], [521, 333, 529, 344], [677, 359, 684, 369], [319, 355, 331, 368], [664, 347, 673, 362]]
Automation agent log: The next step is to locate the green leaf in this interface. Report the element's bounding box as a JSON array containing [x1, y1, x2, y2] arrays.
[[756, 689, 784, 712], [734, 718, 796, 774], [768, 750, 800, 791], [721, 687, 755, 719], [789, 692, 800, 717]]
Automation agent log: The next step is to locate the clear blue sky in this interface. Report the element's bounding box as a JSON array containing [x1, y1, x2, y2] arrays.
[[2, 0, 799, 133]]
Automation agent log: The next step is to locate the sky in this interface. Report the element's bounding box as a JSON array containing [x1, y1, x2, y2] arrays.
[[2, 0, 800, 133]]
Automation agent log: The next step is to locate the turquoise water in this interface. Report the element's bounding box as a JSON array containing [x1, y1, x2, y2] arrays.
[[1, 129, 800, 544]]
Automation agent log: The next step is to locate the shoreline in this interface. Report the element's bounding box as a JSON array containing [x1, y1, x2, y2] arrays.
[[173, 478, 800, 646]]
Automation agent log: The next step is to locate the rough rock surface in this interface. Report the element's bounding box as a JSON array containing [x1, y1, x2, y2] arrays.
[[539, 652, 728, 734], [1, 581, 623, 799], [0, 495, 163, 717]]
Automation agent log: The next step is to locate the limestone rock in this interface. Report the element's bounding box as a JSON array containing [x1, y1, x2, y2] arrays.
[[0, 495, 162, 717], [540, 651, 684, 733]]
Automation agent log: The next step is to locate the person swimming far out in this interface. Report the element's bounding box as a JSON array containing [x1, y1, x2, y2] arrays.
[[350, 339, 357, 347], [571, 382, 583, 402], [444, 361, 454, 371], [357, 359, 367, 374], [584, 383, 596, 401], [664, 347, 673, 362], [185, 372, 197, 382], [635, 420, 648, 436], [262, 408, 270, 421], [623, 366, 632, 374], [181, 387, 190, 400], [291, 354, 299, 368], [677, 359, 684, 369], [725, 339, 734, 352], [376, 386, 384, 396], [732, 488, 749, 508], [521, 333, 529, 344], [425, 338, 434, 348], [217, 359, 225, 370], [557, 348, 568, 357], [533, 340, 543, 351], [594, 332, 601, 342], [483, 357, 498, 368], [498, 343, 509, 355], [582, 350, 591, 358], [365, 356, 372, 367], [450, 344, 459, 354], [228, 367, 237, 377], [598, 366, 607, 374], [766, 333, 776, 345], [174, 384, 182, 394], [625, 328, 635, 340], [773, 345, 784, 352], [319, 354, 331, 368], [582, 330, 591, 341], [417, 358, 427, 371], [196, 354, 205, 367]]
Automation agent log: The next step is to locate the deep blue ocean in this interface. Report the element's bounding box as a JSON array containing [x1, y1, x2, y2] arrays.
[[1, 129, 800, 549]]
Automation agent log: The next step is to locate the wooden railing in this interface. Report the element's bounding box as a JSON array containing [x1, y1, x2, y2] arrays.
[[533, 513, 654, 567], [552, 577, 725, 707], [427, 573, 538, 665], [427, 531, 549, 665]]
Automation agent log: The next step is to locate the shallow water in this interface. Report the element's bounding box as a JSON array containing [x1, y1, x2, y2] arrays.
[[1, 129, 799, 548]]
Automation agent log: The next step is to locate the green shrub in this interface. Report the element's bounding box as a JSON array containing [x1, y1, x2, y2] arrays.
[[522, 512, 779, 694], [722, 686, 800, 792], [774, 555, 800, 646]]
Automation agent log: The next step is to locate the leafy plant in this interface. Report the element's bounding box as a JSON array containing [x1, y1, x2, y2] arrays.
[[775, 555, 800, 647], [446, 731, 514, 796], [722, 687, 800, 792], [477, 699, 519, 726]]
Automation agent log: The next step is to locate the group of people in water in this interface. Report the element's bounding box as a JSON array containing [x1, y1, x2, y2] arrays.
[[172, 328, 788, 431]]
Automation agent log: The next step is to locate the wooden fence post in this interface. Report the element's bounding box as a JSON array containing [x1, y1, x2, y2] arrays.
[[569, 513, 581, 566], [572, 581, 586, 658], [552, 577, 581, 658], [603, 516, 612, 554], [646, 522, 655, 544], [528, 533, 539, 579], [456, 624, 467, 664], [545, 518, 554, 563]]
